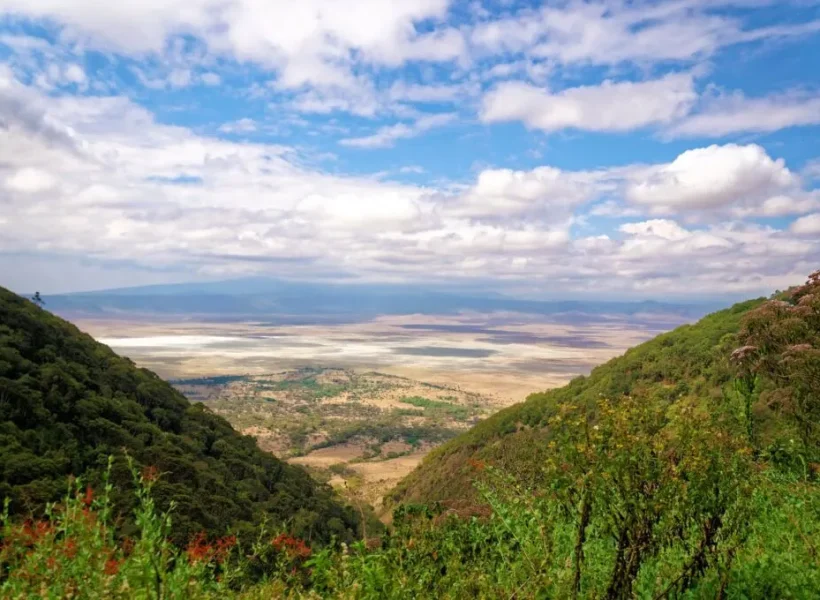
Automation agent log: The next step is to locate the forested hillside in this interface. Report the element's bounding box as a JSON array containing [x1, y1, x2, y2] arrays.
[[0, 287, 359, 544]]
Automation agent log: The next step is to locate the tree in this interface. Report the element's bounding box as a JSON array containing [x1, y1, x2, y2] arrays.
[[736, 271, 820, 452], [539, 395, 752, 599], [31, 291, 44, 307]]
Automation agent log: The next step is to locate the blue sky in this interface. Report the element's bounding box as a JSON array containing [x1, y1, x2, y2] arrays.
[[0, 0, 818, 298]]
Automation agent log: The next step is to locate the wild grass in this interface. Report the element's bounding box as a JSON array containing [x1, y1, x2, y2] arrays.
[[3, 449, 817, 599]]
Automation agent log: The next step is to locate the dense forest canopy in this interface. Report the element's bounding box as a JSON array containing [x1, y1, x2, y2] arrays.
[[0, 286, 359, 544]]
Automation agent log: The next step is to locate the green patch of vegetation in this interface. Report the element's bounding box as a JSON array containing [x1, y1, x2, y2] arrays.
[[327, 463, 356, 478], [311, 422, 458, 452], [263, 375, 347, 401], [171, 375, 248, 386], [392, 407, 425, 417], [400, 396, 472, 421]]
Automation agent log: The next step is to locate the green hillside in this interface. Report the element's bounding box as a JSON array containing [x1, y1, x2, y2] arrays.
[[0, 287, 359, 544], [388, 297, 766, 507], [390, 277, 820, 509]]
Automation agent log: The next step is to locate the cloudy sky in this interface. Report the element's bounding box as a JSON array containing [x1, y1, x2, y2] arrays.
[[0, 0, 818, 298]]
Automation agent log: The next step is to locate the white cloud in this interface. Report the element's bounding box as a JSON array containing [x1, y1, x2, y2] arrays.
[[624, 144, 810, 217], [200, 72, 221, 86], [290, 85, 381, 118], [63, 63, 86, 85], [529, 3, 728, 64], [0, 65, 84, 151], [340, 113, 456, 149], [618, 220, 735, 262], [791, 213, 820, 236], [370, 27, 466, 66], [388, 81, 466, 104], [805, 159, 820, 179], [2, 1, 815, 108], [218, 118, 257, 134], [0, 0, 456, 98], [756, 194, 820, 217], [5, 167, 58, 193], [1, 0, 817, 139], [471, 0, 820, 67], [603, 219, 814, 294], [0, 71, 817, 297], [167, 68, 192, 88], [668, 91, 820, 137], [399, 166, 425, 174], [454, 166, 596, 220], [480, 73, 697, 133], [588, 200, 643, 218], [30, 62, 89, 91], [619, 219, 691, 242]]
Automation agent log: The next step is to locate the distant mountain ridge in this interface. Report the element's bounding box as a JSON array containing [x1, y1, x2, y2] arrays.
[[39, 277, 720, 323]]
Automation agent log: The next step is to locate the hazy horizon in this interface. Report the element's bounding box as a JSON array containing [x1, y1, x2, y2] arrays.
[[7, 275, 757, 306]]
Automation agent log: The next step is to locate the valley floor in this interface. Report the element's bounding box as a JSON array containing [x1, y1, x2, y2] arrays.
[[73, 310, 683, 513]]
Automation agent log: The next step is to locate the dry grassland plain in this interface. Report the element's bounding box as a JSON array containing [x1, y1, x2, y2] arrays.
[[75, 311, 685, 514]]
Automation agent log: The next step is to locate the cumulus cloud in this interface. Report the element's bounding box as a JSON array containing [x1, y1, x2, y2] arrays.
[[453, 166, 597, 220], [480, 73, 697, 133], [624, 144, 815, 218], [791, 213, 820, 236]]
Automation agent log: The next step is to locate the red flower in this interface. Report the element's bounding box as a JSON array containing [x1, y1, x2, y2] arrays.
[[186, 532, 236, 564], [21, 519, 53, 545], [82, 485, 94, 507], [104, 558, 121, 576], [187, 532, 212, 563], [271, 534, 311, 560], [467, 458, 486, 472], [63, 538, 78, 558], [142, 465, 159, 482]]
